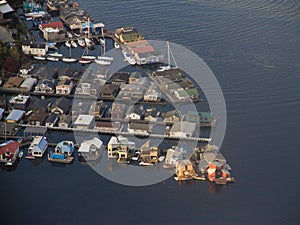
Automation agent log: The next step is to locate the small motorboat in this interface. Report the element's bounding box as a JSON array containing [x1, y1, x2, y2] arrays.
[[33, 56, 46, 60], [18, 151, 24, 158], [48, 52, 63, 57], [47, 56, 59, 62], [71, 40, 77, 48], [65, 41, 71, 48], [78, 39, 85, 48], [62, 57, 77, 63]]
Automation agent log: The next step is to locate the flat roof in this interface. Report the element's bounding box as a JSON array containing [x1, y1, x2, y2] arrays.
[[74, 115, 94, 126]]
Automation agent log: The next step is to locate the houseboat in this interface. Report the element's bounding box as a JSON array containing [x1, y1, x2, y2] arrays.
[[26, 136, 48, 159], [0, 141, 20, 166], [48, 141, 74, 164], [78, 137, 103, 161]]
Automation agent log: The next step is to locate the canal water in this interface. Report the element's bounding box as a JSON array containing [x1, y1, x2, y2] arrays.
[[1, 0, 300, 224]]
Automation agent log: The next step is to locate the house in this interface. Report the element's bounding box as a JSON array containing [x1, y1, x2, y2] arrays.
[[28, 136, 48, 158], [144, 84, 160, 102], [45, 114, 59, 127], [33, 66, 58, 80], [144, 109, 160, 122], [0, 141, 19, 166], [169, 122, 196, 138], [0, 0, 14, 20], [99, 84, 119, 99], [115, 27, 144, 44], [127, 106, 146, 120], [60, 7, 91, 30], [6, 109, 25, 123], [73, 115, 95, 129], [108, 72, 130, 86], [127, 122, 152, 135], [22, 42, 48, 56], [128, 71, 142, 84], [88, 101, 106, 119], [109, 103, 125, 119], [47, 0, 75, 12], [23, 0, 42, 13], [119, 83, 144, 101], [0, 95, 7, 110], [19, 63, 34, 75], [39, 21, 67, 41], [28, 110, 48, 126], [0, 122, 19, 136], [134, 50, 163, 65], [162, 110, 180, 123], [20, 77, 37, 91], [58, 115, 72, 128], [107, 136, 135, 160], [78, 137, 103, 161], [3, 76, 24, 89], [184, 111, 213, 126], [95, 121, 121, 132], [175, 159, 196, 181], [139, 140, 159, 164], [51, 97, 70, 115], [56, 77, 74, 95], [34, 79, 55, 93], [9, 94, 30, 110], [174, 88, 199, 102], [164, 147, 184, 167], [76, 82, 98, 95], [153, 68, 183, 81], [29, 98, 50, 111]]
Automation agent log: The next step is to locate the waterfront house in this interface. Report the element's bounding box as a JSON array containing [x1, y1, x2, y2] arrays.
[[0, 108, 4, 120], [119, 83, 144, 101], [48, 141, 74, 163], [108, 72, 130, 86], [109, 103, 125, 119], [73, 115, 95, 129], [144, 84, 160, 102], [162, 110, 180, 123], [127, 106, 146, 120], [34, 79, 55, 93], [134, 50, 163, 65], [175, 159, 196, 181], [28, 110, 48, 126], [128, 71, 142, 84], [19, 63, 34, 75], [23, 0, 42, 13], [107, 136, 135, 160], [174, 88, 199, 102], [76, 82, 98, 95], [9, 94, 30, 110], [144, 109, 160, 122], [99, 84, 119, 99], [39, 21, 67, 42], [0, 0, 14, 20], [20, 77, 37, 91], [22, 42, 48, 56], [139, 140, 159, 164], [0, 141, 19, 166], [47, 0, 74, 12], [56, 77, 74, 95], [60, 7, 91, 30], [115, 27, 144, 44], [78, 137, 103, 161], [88, 101, 106, 119], [0, 95, 7, 110], [51, 97, 70, 115], [169, 122, 196, 138], [164, 147, 184, 167], [58, 115, 72, 128], [28, 136, 48, 158], [127, 122, 152, 135], [6, 109, 25, 123], [184, 111, 213, 126], [0, 122, 19, 136], [29, 98, 50, 111], [45, 113, 59, 127], [153, 68, 183, 79], [95, 121, 121, 132], [3, 76, 24, 89]]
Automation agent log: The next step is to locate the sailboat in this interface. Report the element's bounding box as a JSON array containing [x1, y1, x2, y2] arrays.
[[157, 41, 179, 72], [79, 47, 96, 64], [85, 37, 95, 49], [62, 44, 77, 63]]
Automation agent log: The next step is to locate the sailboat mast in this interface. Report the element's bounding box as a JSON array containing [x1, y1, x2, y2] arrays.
[[167, 41, 170, 67]]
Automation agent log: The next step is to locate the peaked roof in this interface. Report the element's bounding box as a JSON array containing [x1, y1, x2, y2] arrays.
[[40, 21, 63, 29]]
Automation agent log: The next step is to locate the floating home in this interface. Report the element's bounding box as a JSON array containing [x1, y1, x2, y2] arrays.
[[78, 137, 103, 161], [0, 141, 20, 166], [48, 141, 74, 164], [107, 136, 135, 161], [27, 136, 48, 159]]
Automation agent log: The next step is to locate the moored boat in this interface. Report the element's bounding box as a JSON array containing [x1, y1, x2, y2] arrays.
[[62, 57, 77, 63], [48, 52, 63, 57], [71, 40, 78, 48], [65, 41, 71, 48], [78, 39, 85, 48], [47, 56, 59, 62], [33, 56, 46, 60], [95, 56, 113, 65]]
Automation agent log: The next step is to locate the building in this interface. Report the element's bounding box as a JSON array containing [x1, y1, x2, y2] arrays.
[[3, 76, 24, 89], [175, 159, 196, 181], [78, 137, 103, 161], [162, 110, 180, 123], [58, 115, 72, 128], [144, 84, 160, 102], [76, 82, 98, 95], [45, 114, 59, 127], [95, 121, 121, 132], [169, 122, 196, 138], [127, 106, 146, 120], [107, 136, 135, 160], [127, 122, 152, 135], [119, 83, 144, 101], [20, 77, 37, 91], [184, 111, 213, 125], [51, 97, 70, 115], [164, 147, 184, 167], [99, 84, 119, 99], [0, 122, 19, 136], [60, 7, 91, 30], [0, 0, 14, 20], [109, 103, 125, 119], [108, 72, 130, 86], [22, 42, 48, 56], [174, 88, 199, 102], [88, 101, 106, 119], [0, 108, 4, 120], [0, 141, 19, 166], [9, 94, 30, 110], [39, 21, 67, 41], [56, 77, 74, 95], [47, 0, 74, 12], [28, 136, 48, 158], [28, 110, 48, 126], [115, 27, 144, 44], [73, 115, 95, 129], [144, 109, 160, 122], [34, 79, 55, 93], [6, 109, 25, 123], [139, 140, 159, 164]]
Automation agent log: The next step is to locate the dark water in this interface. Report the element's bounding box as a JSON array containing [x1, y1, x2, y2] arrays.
[[1, 0, 300, 224]]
